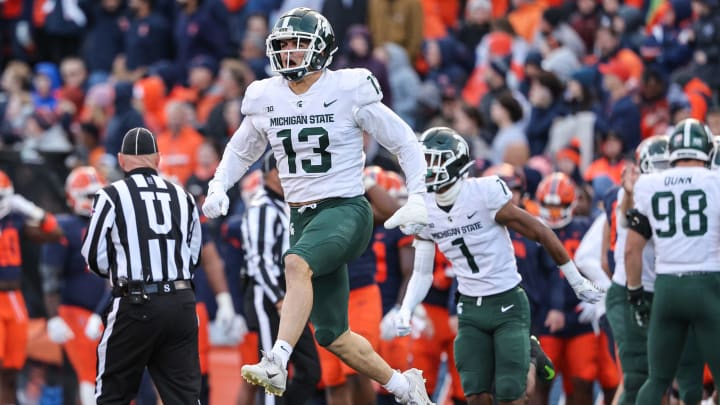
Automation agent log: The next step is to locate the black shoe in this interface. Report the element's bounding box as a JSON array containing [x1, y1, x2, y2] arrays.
[[530, 335, 555, 381]]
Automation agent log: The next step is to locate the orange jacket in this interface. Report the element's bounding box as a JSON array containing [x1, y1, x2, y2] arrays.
[[157, 126, 205, 185]]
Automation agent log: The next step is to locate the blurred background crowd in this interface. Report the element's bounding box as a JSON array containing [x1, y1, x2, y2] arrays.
[[1, 0, 720, 404]]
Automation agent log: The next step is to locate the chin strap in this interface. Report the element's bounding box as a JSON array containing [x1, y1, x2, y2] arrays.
[[435, 180, 463, 206]]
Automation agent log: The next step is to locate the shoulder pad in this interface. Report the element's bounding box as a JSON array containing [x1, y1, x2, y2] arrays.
[[241, 78, 278, 116], [337, 68, 383, 107], [481, 176, 512, 211]]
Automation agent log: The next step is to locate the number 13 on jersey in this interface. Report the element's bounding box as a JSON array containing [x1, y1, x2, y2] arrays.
[[277, 127, 332, 174]]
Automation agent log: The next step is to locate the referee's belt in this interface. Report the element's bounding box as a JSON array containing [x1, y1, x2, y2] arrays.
[[113, 279, 193, 297]]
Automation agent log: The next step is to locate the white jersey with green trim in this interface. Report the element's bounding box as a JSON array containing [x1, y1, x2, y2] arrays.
[[418, 176, 521, 296], [240, 68, 411, 204], [633, 166, 720, 274], [613, 188, 657, 291]]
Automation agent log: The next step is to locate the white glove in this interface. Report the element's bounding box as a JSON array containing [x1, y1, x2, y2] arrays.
[[409, 304, 432, 338], [202, 181, 229, 218], [384, 193, 428, 235], [394, 307, 412, 337], [214, 292, 236, 333], [84, 313, 103, 340], [209, 315, 248, 346], [47, 316, 74, 344], [10, 194, 45, 222], [570, 277, 605, 304], [380, 306, 399, 341], [577, 301, 596, 324]]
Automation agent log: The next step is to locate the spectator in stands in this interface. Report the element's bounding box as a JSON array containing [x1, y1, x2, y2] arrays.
[[539, 7, 586, 60], [174, 0, 231, 74], [368, 0, 424, 63], [479, 56, 530, 137], [593, 24, 644, 86], [334, 25, 393, 107], [456, 0, 492, 64], [584, 130, 625, 184], [204, 59, 249, 146], [0, 61, 33, 147], [133, 75, 168, 134], [21, 110, 72, 153], [103, 81, 145, 158], [157, 101, 204, 185], [548, 67, 597, 172], [322, 0, 369, 51], [35, 0, 87, 64], [638, 65, 671, 139], [32, 62, 61, 113], [597, 59, 641, 154], [421, 36, 472, 97], [639, 0, 693, 76], [57, 57, 89, 122], [690, 0, 720, 94], [183, 55, 223, 125], [83, 0, 126, 82], [453, 101, 489, 160], [240, 32, 269, 81], [490, 90, 527, 165], [376, 43, 421, 129], [570, 0, 601, 55], [125, 0, 172, 77], [527, 70, 567, 156]]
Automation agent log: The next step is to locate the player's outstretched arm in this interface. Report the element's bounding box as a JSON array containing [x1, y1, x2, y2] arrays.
[[495, 201, 605, 303], [396, 238, 435, 336]]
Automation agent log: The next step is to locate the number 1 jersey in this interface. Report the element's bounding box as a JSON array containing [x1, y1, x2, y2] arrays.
[[634, 166, 720, 274], [418, 176, 521, 297]]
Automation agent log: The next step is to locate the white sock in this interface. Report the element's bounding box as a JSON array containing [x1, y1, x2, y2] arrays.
[[79, 381, 96, 405], [382, 370, 410, 399], [271, 340, 293, 368]]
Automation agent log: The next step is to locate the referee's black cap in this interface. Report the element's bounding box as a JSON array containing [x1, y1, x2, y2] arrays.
[[121, 127, 158, 155], [261, 150, 277, 174]]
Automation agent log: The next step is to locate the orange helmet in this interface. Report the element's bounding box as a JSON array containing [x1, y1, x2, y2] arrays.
[[66, 166, 106, 217], [535, 172, 576, 229], [364, 166, 408, 203], [0, 170, 13, 218], [0, 170, 13, 199]]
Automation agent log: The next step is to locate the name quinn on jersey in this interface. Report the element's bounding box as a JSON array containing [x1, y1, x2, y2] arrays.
[[430, 221, 484, 239]]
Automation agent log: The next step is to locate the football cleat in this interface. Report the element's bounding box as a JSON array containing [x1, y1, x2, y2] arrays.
[[240, 351, 288, 396]]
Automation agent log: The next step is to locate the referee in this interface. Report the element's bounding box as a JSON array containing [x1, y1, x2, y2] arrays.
[[81, 127, 202, 404], [242, 151, 320, 405]]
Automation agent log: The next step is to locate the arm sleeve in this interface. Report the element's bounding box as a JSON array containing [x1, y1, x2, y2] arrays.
[[574, 214, 612, 289], [210, 117, 268, 192], [400, 239, 436, 312], [188, 197, 202, 267], [242, 205, 285, 303], [487, 176, 513, 219], [355, 102, 427, 196], [81, 191, 115, 277]]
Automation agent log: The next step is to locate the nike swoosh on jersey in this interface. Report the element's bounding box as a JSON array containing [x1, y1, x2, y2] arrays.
[[467, 211, 478, 219], [323, 99, 338, 107], [501, 304, 514, 312]]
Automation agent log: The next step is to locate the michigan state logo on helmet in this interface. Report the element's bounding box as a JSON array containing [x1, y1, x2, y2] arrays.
[[266, 7, 337, 81], [636, 135, 670, 174], [420, 127, 473, 192], [668, 118, 714, 165]]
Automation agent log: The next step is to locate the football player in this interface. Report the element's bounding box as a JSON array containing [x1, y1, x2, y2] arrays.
[[40, 166, 110, 405], [397, 127, 602, 405], [626, 119, 720, 404], [202, 7, 432, 404], [0, 170, 62, 404]]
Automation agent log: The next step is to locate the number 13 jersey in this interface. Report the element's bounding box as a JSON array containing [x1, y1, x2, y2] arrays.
[[633, 166, 720, 274], [241, 68, 391, 203], [418, 176, 521, 297]]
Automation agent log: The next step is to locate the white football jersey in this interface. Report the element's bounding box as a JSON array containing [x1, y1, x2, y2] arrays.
[[241, 68, 408, 204], [634, 166, 720, 274], [419, 176, 521, 296], [613, 188, 657, 290]]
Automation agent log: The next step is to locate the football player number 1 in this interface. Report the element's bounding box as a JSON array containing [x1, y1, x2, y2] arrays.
[[277, 127, 331, 173], [452, 237, 480, 273], [651, 189, 707, 237]]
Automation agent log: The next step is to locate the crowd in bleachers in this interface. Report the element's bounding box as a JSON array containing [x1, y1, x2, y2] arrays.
[[2, 0, 720, 404]]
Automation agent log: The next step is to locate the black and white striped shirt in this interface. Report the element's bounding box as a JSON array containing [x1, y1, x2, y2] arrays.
[[81, 168, 202, 283], [241, 187, 288, 304]]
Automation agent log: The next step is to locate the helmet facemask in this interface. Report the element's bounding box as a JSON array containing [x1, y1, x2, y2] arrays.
[[424, 148, 471, 193], [266, 9, 336, 81]]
